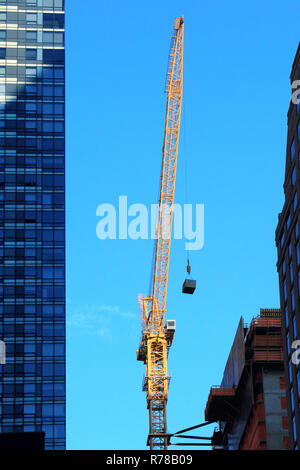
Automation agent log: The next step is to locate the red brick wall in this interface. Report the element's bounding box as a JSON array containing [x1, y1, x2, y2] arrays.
[[240, 375, 288, 450], [239, 402, 266, 450]]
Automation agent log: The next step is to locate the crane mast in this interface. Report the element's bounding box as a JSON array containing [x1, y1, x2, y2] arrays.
[[136, 16, 184, 450]]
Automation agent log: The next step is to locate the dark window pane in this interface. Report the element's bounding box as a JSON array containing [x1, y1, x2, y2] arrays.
[[26, 48, 37, 60], [43, 13, 64, 28]]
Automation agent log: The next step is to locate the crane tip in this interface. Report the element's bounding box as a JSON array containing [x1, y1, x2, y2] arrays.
[[174, 16, 184, 30]]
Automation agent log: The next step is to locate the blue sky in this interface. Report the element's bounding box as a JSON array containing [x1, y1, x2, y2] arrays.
[[66, 0, 299, 449]]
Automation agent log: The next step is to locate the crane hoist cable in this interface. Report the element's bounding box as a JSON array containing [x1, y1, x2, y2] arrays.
[[182, 86, 191, 272], [181, 60, 196, 294]]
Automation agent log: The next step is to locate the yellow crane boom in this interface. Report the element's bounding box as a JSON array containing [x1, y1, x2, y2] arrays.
[[136, 16, 184, 450]]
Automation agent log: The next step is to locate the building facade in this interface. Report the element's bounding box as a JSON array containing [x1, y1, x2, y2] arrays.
[[0, 0, 65, 450], [205, 310, 289, 450], [275, 43, 300, 450]]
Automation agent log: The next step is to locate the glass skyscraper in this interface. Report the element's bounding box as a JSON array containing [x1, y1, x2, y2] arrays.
[[276, 43, 300, 450], [0, 0, 65, 450]]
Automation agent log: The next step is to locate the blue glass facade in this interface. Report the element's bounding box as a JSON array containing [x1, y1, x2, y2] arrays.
[[276, 43, 300, 449], [0, 0, 65, 450]]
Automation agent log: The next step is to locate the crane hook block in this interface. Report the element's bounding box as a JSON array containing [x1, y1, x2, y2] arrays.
[[187, 260, 191, 275], [182, 278, 196, 294]]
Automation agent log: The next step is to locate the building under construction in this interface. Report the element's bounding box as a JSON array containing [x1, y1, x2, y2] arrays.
[[205, 309, 289, 450]]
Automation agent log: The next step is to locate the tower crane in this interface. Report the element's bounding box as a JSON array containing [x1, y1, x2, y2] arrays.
[[136, 16, 184, 450]]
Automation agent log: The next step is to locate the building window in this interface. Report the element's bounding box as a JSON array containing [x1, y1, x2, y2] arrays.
[[297, 370, 300, 395], [25, 102, 37, 113], [292, 416, 296, 443], [289, 360, 293, 383], [285, 305, 289, 328], [291, 287, 295, 311], [293, 315, 297, 339], [54, 32, 64, 44], [283, 259, 286, 277], [43, 32, 54, 44], [289, 242, 292, 259], [26, 14, 37, 24], [42, 31, 64, 45], [294, 193, 298, 212], [25, 84, 36, 95], [291, 139, 296, 160], [26, 31, 37, 42], [290, 263, 294, 285], [25, 67, 36, 78], [0, 13, 6, 22], [287, 212, 291, 230], [43, 13, 64, 29], [0, 30, 6, 41], [26, 49, 37, 60], [297, 243, 300, 265], [296, 222, 299, 240], [287, 330, 291, 356], [284, 279, 287, 301], [281, 232, 285, 248], [0, 48, 6, 59], [43, 49, 64, 64], [292, 166, 296, 185], [291, 387, 295, 413]]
